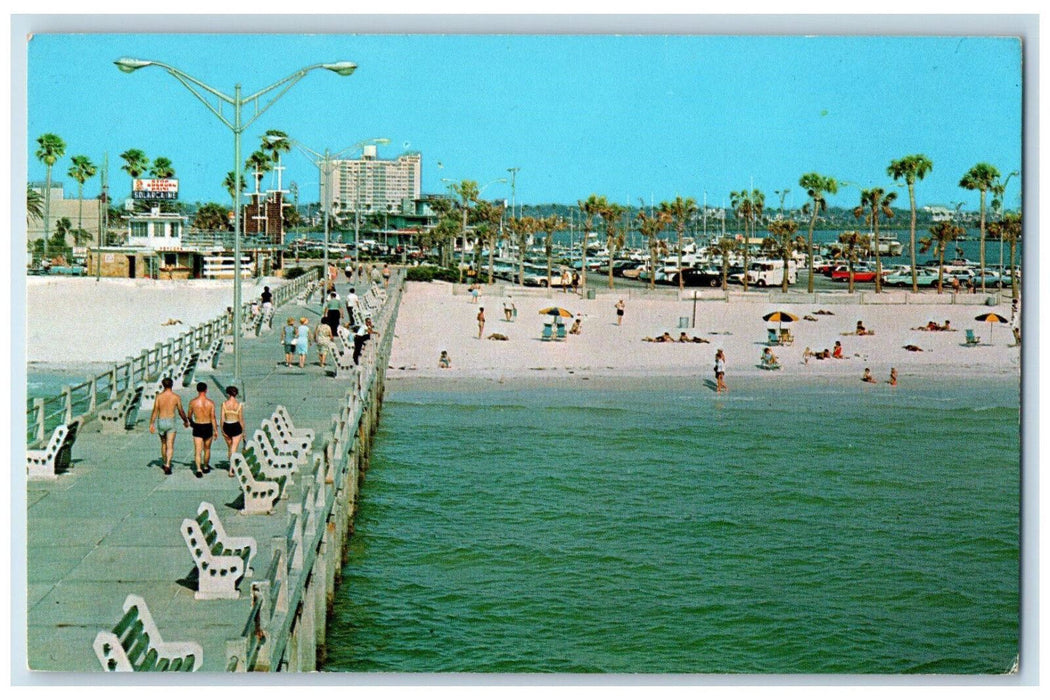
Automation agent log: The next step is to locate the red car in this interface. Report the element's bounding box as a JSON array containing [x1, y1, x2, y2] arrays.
[[831, 266, 878, 283]]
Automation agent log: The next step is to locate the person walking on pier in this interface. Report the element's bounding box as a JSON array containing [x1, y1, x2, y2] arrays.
[[187, 382, 219, 478], [344, 286, 360, 328], [296, 317, 311, 369], [324, 291, 342, 336], [314, 317, 336, 370], [149, 377, 189, 476], [282, 317, 297, 367], [220, 386, 245, 477]]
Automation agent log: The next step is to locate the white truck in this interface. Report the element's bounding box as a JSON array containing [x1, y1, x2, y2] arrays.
[[745, 259, 798, 287]]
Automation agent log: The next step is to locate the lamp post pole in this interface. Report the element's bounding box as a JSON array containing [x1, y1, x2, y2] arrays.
[[116, 57, 357, 391]]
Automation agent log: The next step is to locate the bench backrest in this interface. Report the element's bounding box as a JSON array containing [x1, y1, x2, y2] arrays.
[[55, 419, 79, 471]]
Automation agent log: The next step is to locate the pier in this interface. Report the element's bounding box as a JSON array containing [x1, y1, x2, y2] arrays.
[[26, 269, 404, 672]]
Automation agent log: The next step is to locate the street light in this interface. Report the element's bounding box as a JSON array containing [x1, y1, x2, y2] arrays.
[[996, 170, 1019, 291], [268, 135, 388, 298], [116, 57, 356, 391]]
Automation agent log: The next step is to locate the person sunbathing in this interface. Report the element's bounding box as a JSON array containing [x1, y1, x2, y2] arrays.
[[760, 348, 780, 369], [832, 341, 844, 359], [677, 332, 710, 344], [903, 344, 924, 352], [643, 332, 675, 343], [569, 318, 582, 335], [487, 333, 509, 341]]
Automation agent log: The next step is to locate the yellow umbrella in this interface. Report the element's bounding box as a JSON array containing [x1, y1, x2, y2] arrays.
[[539, 307, 573, 318], [975, 312, 1009, 342], [762, 310, 799, 333]]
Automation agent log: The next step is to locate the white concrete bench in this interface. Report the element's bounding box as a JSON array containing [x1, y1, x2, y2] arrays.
[[231, 452, 284, 515], [261, 416, 312, 463], [27, 423, 70, 481], [243, 438, 297, 483], [93, 594, 203, 671], [141, 365, 176, 406], [199, 337, 224, 370], [272, 406, 315, 445], [174, 351, 200, 388], [99, 383, 145, 433], [333, 345, 357, 378], [182, 501, 256, 600]]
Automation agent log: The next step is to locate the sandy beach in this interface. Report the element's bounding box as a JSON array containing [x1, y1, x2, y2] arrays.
[[25, 276, 278, 371], [385, 281, 1022, 388]]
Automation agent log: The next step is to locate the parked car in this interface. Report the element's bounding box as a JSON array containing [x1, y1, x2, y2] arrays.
[[831, 264, 878, 283], [669, 267, 724, 287], [884, 268, 946, 287]]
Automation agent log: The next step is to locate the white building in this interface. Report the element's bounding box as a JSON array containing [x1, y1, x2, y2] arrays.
[[326, 147, 422, 217]]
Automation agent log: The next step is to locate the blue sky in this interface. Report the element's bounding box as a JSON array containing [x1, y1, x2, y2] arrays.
[[26, 33, 1022, 212]]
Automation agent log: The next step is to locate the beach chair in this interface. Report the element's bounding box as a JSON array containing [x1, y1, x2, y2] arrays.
[[779, 328, 794, 346], [555, 322, 567, 341], [93, 594, 203, 671], [542, 323, 553, 341], [767, 328, 780, 345], [964, 329, 981, 347]]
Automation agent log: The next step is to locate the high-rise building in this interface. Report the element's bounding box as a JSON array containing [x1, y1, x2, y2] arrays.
[[326, 148, 421, 219]]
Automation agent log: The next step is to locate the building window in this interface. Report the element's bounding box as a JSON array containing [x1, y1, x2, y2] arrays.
[[164, 253, 177, 266], [170, 222, 181, 238], [131, 221, 148, 238]]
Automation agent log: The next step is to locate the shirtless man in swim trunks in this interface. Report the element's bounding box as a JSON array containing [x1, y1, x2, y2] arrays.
[[187, 382, 219, 478], [149, 377, 189, 475]]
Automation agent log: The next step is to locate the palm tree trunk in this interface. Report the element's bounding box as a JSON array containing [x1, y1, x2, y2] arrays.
[[1009, 240, 1017, 298], [908, 183, 918, 293], [979, 189, 987, 293], [43, 167, 52, 260], [77, 181, 84, 237], [872, 207, 883, 294], [487, 238, 495, 284], [938, 246, 946, 294], [742, 217, 750, 292], [677, 227, 684, 292], [806, 204, 818, 294], [546, 234, 553, 290]]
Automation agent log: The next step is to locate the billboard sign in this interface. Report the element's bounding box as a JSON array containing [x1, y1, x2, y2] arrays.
[[132, 178, 179, 200]]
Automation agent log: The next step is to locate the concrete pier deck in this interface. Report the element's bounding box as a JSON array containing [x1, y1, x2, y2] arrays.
[[26, 280, 397, 672]]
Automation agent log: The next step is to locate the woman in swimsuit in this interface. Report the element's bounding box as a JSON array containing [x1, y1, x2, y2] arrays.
[[220, 386, 246, 477]]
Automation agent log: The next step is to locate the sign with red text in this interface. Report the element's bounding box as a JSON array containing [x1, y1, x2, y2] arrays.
[[132, 178, 179, 200]]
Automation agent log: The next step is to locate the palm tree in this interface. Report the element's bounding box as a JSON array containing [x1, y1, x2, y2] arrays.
[[578, 194, 607, 290], [193, 202, 231, 231], [472, 199, 506, 283], [597, 201, 627, 288], [223, 170, 245, 201], [730, 189, 764, 291], [658, 196, 698, 291], [833, 230, 870, 294], [26, 184, 44, 224], [799, 172, 838, 293], [261, 129, 290, 174], [636, 210, 671, 289], [766, 219, 804, 292], [959, 162, 1001, 292], [852, 188, 897, 293], [544, 215, 568, 288], [920, 221, 964, 293], [35, 132, 66, 259], [149, 156, 176, 179], [120, 148, 149, 181], [887, 154, 933, 293], [245, 150, 272, 191], [67, 155, 97, 239], [449, 180, 480, 282], [507, 216, 538, 284], [712, 237, 739, 291], [987, 213, 1022, 298]]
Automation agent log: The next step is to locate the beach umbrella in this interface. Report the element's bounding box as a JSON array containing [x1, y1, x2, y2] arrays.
[[539, 307, 573, 318], [762, 310, 799, 332], [975, 312, 1009, 342]]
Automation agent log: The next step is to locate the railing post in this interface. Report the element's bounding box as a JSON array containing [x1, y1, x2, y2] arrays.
[[62, 386, 73, 424], [88, 376, 98, 413], [33, 398, 45, 443]]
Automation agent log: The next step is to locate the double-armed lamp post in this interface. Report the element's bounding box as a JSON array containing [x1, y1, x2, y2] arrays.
[[270, 135, 390, 304], [115, 57, 356, 392]]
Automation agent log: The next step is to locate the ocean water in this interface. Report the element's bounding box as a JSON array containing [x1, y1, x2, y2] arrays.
[[323, 380, 1020, 674]]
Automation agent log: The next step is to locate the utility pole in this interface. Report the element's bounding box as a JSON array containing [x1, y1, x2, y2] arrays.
[[97, 153, 108, 280], [507, 167, 520, 219]]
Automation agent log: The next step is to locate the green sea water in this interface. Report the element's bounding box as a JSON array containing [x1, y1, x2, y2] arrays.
[[322, 378, 1020, 674]]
